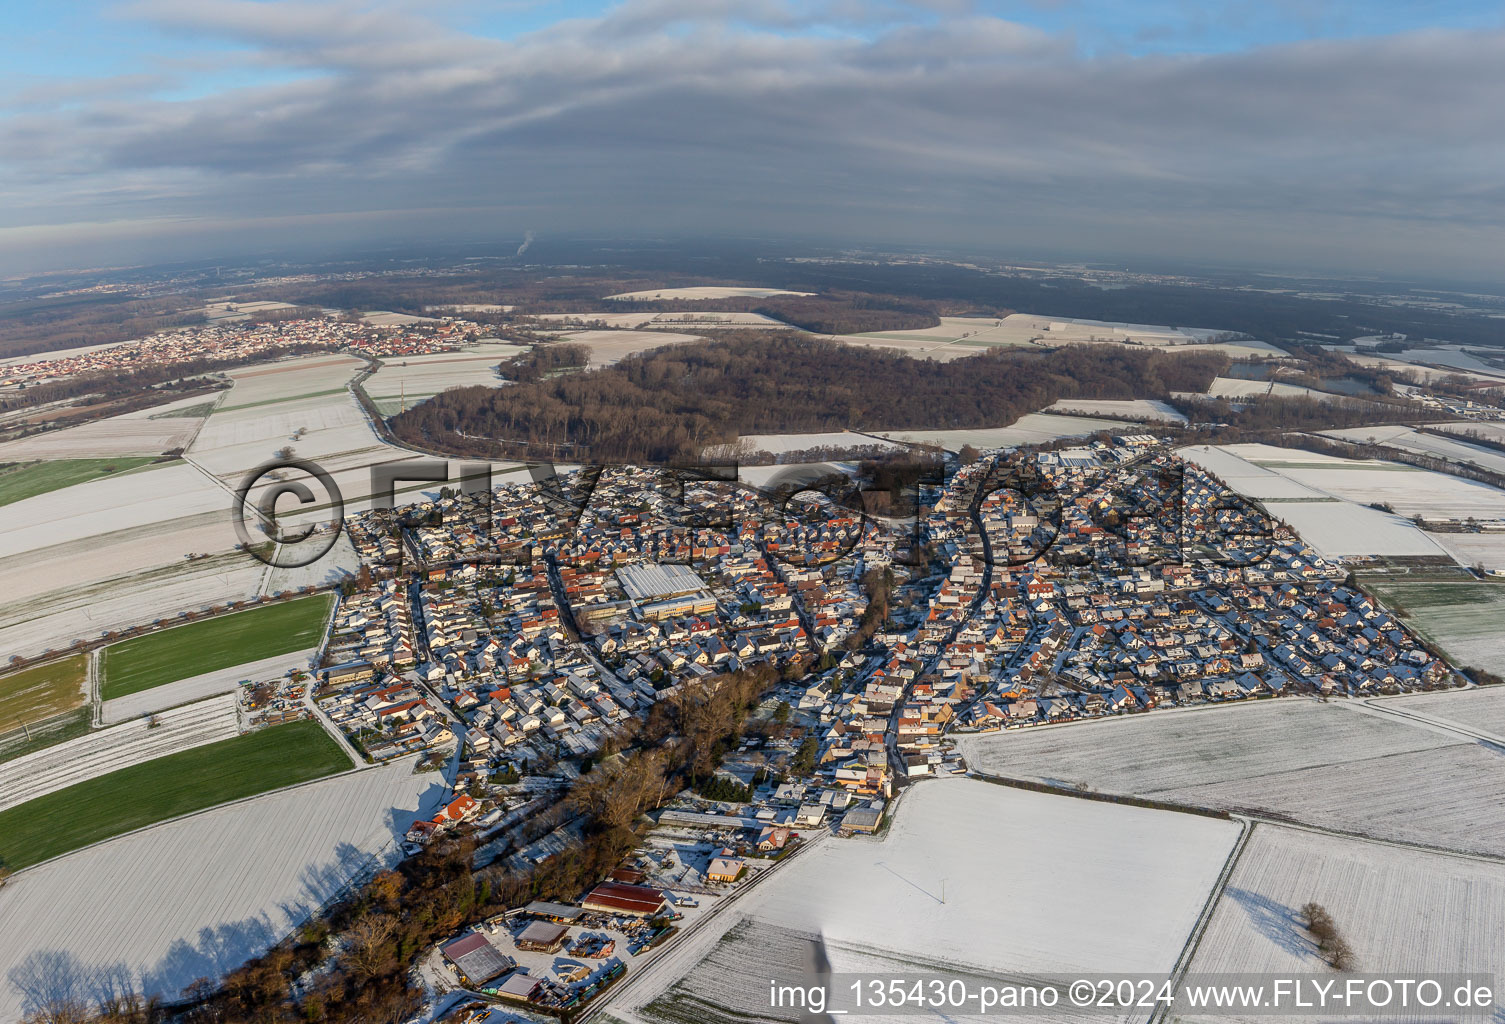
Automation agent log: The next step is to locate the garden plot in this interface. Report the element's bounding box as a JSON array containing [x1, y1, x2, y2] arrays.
[[604, 286, 813, 300], [0, 693, 240, 812], [0, 757, 440, 1022], [1181, 825, 1505, 1022], [1045, 398, 1187, 423], [1359, 579, 1505, 675], [874, 413, 1130, 451], [956, 699, 1505, 857], [551, 329, 707, 366]]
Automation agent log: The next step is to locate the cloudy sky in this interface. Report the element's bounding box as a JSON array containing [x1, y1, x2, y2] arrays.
[[2, 0, 1504, 278]]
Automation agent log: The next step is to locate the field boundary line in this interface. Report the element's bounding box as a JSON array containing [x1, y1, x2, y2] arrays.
[[1150, 817, 1253, 1024]]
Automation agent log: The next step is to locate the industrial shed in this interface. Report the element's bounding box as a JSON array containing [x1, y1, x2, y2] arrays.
[[581, 881, 669, 917], [440, 933, 514, 986], [516, 920, 570, 953]]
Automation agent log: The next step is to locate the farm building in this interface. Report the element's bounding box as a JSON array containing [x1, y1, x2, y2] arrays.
[[515, 920, 570, 953], [441, 933, 514, 986], [524, 900, 585, 923], [492, 971, 541, 1002], [581, 881, 668, 917], [324, 660, 375, 686], [839, 806, 883, 834]]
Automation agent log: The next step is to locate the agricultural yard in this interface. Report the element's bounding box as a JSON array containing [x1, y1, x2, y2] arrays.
[[0, 654, 86, 735], [100, 593, 333, 700], [0, 693, 241, 813], [1182, 824, 1505, 1022], [603, 286, 813, 300], [0, 757, 439, 1023], [0, 718, 348, 870], [608, 779, 1240, 1024], [874, 412, 1133, 451], [955, 698, 1505, 857], [550, 329, 707, 366], [1357, 577, 1505, 674]]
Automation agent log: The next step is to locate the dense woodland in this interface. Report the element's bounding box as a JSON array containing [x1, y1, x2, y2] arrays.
[[392, 333, 1227, 463]]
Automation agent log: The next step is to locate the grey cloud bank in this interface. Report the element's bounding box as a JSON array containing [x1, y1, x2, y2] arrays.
[[2, 0, 1504, 277]]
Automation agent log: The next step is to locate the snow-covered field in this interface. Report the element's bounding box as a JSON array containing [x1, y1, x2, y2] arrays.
[[1361, 579, 1505, 675], [1202, 376, 1336, 400], [730, 431, 902, 455], [1387, 685, 1505, 738], [956, 698, 1505, 856], [1183, 824, 1505, 1022], [550, 329, 707, 366], [1323, 423, 1505, 478], [1178, 443, 1498, 557], [0, 759, 441, 1022], [0, 694, 240, 812], [530, 311, 788, 330], [608, 779, 1239, 1024], [875, 413, 1133, 451], [1425, 531, 1505, 570], [1045, 398, 1187, 423], [362, 345, 525, 414], [0, 399, 207, 459], [604, 286, 813, 301]]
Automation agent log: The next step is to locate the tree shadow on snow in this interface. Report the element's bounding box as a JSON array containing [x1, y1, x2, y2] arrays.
[[1224, 887, 1317, 960]]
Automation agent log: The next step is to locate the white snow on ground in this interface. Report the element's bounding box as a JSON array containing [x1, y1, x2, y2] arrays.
[[1045, 398, 1187, 423], [0, 461, 227, 559], [1266, 502, 1447, 558], [1323, 423, 1505, 477], [1201, 376, 1337, 400], [731, 431, 902, 455], [0, 694, 240, 812], [1388, 685, 1505, 739], [604, 287, 813, 301], [550, 329, 707, 366], [530, 311, 787, 330], [874, 413, 1132, 451], [0, 408, 203, 460], [956, 698, 1505, 858], [608, 778, 1238, 1024], [362, 345, 525, 413], [0, 759, 442, 1022], [1425, 531, 1505, 570], [101, 648, 318, 725], [1177, 444, 1459, 558], [1183, 824, 1505, 1022], [750, 779, 1238, 976]]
